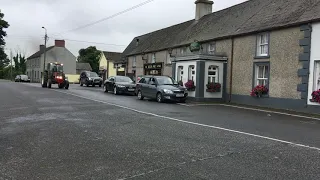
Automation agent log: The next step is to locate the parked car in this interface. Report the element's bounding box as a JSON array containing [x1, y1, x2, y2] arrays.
[[79, 71, 102, 87], [15, 75, 30, 82], [104, 76, 136, 95], [136, 76, 188, 103]]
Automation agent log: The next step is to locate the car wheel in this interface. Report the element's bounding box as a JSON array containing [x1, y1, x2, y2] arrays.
[[156, 92, 163, 103], [104, 85, 108, 92], [137, 91, 144, 100], [80, 82, 83, 86], [99, 83, 102, 87], [113, 86, 118, 95]]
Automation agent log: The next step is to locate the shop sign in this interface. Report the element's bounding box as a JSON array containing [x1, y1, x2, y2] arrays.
[[144, 63, 163, 70]]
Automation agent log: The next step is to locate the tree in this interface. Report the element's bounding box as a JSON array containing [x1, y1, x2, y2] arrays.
[[0, 10, 9, 79], [13, 53, 26, 74], [77, 46, 101, 73]]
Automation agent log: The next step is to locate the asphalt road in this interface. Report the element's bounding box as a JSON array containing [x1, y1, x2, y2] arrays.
[[1, 82, 320, 179]]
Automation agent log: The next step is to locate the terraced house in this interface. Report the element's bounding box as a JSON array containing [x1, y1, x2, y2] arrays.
[[122, 0, 320, 114]]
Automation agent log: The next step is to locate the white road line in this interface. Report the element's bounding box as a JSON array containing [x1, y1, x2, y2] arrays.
[[179, 103, 320, 121], [51, 89, 320, 151]]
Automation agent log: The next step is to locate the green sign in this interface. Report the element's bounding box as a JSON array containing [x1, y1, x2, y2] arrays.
[[189, 41, 201, 52]]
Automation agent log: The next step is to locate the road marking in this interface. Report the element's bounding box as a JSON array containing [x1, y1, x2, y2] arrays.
[[51, 89, 320, 151], [178, 103, 320, 121]]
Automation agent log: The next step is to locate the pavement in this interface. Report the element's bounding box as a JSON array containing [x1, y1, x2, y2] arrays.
[[1, 81, 320, 179]]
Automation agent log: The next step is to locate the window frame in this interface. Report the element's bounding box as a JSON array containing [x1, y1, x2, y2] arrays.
[[208, 65, 219, 84], [132, 56, 136, 67], [208, 43, 215, 54], [151, 53, 156, 63], [166, 52, 171, 64], [313, 60, 320, 91], [188, 65, 196, 81], [255, 32, 270, 58], [252, 61, 270, 94], [177, 66, 184, 81]]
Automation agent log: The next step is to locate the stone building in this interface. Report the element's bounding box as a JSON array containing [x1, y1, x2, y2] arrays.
[[122, 0, 320, 114]]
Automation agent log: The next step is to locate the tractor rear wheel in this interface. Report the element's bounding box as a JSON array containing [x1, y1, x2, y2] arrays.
[[41, 71, 48, 88]]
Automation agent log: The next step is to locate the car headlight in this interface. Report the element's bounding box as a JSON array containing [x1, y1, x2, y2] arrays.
[[88, 77, 92, 80], [163, 89, 174, 94], [117, 85, 125, 88]]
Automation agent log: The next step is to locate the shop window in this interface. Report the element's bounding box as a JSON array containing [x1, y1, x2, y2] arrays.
[[208, 65, 218, 83], [313, 61, 320, 91], [254, 63, 269, 86], [177, 66, 183, 81], [188, 65, 195, 81]]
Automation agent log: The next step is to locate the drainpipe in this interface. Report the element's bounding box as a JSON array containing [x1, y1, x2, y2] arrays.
[[229, 37, 234, 103]]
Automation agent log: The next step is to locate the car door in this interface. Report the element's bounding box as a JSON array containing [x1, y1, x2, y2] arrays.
[[107, 76, 115, 91], [148, 77, 158, 98]]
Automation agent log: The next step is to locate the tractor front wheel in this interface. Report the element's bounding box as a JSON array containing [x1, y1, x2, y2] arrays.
[[41, 71, 48, 88]]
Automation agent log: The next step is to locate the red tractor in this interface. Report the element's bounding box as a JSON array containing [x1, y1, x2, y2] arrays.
[[41, 62, 69, 89]]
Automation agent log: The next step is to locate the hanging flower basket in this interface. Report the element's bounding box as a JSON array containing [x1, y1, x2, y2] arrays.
[[250, 85, 268, 98], [206, 82, 221, 92], [184, 80, 196, 91], [310, 89, 320, 103]]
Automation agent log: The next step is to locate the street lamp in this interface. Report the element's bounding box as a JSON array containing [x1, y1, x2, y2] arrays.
[[41, 27, 47, 84]]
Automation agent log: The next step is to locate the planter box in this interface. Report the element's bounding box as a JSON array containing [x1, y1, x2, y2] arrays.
[[206, 88, 221, 93], [187, 87, 196, 91]]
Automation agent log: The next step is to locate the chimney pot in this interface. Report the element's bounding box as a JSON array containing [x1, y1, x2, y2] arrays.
[[195, 0, 213, 21], [40, 45, 45, 52], [55, 40, 65, 47]]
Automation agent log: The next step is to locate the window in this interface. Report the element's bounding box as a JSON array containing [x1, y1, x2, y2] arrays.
[[180, 47, 187, 55], [133, 56, 136, 67], [208, 43, 215, 54], [208, 65, 218, 83], [188, 65, 195, 81], [139, 78, 146, 84], [254, 63, 269, 86], [151, 54, 156, 63], [313, 61, 320, 91], [256, 33, 269, 57], [177, 66, 183, 81], [167, 53, 171, 64]]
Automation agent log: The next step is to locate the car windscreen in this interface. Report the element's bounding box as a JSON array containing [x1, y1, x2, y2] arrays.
[[88, 72, 99, 77], [156, 77, 175, 85], [116, 76, 133, 83]]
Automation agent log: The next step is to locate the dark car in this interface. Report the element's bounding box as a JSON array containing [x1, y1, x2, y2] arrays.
[[136, 76, 188, 103], [104, 76, 136, 95], [79, 71, 102, 87], [15, 75, 30, 82]]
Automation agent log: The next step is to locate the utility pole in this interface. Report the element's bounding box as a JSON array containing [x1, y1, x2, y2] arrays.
[[42, 27, 48, 82]]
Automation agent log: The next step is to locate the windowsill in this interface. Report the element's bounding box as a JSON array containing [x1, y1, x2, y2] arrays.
[[254, 55, 270, 59]]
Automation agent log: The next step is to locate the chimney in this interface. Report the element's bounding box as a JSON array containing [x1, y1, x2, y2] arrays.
[[40, 45, 45, 52], [195, 0, 213, 21], [55, 40, 65, 47]]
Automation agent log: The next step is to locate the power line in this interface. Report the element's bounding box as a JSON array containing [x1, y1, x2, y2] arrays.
[[5, 35, 127, 46], [51, 0, 156, 35]]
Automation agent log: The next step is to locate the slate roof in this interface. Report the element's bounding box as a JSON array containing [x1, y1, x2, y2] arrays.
[[124, 0, 320, 56], [27, 46, 55, 60], [76, 62, 92, 71], [102, 51, 123, 63]]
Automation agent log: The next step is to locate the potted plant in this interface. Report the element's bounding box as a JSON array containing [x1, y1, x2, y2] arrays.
[[250, 85, 268, 98], [184, 80, 196, 91], [206, 82, 221, 92], [310, 89, 320, 103]]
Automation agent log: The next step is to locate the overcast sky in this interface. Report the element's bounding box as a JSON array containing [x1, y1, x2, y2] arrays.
[[1, 0, 247, 57]]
